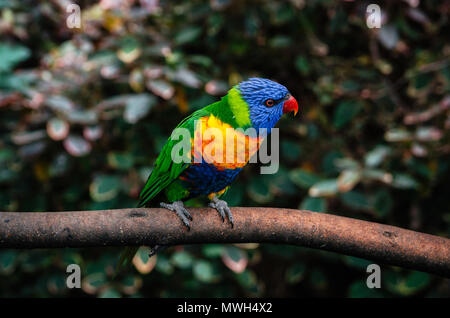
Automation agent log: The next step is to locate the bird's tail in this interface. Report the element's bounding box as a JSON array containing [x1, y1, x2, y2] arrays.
[[114, 246, 139, 278]]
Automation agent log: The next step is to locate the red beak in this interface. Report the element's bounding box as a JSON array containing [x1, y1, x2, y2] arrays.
[[283, 95, 299, 116]]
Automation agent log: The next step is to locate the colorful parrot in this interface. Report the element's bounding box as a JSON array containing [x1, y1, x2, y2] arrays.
[[117, 77, 298, 271]]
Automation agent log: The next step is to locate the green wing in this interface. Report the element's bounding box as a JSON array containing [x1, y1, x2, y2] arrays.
[[138, 107, 210, 207], [116, 102, 222, 276]]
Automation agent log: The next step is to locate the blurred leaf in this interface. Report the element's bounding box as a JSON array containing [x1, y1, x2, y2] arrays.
[[295, 56, 310, 75], [202, 245, 225, 258], [384, 271, 431, 296], [174, 27, 202, 45], [0, 43, 30, 72], [333, 100, 362, 129], [171, 68, 201, 88], [340, 191, 372, 210], [47, 118, 70, 141], [107, 152, 134, 170], [147, 80, 175, 100], [343, 256, 373, 269], [300, 196, 326, 212], [193, 260, 219, 283], [132, 247, 157, 274], [385, 129, 412, 142], [348, 281, 384, 298], [392, 174, 419, 190], [66, 110, 98, 125], [285, 263, 306, 284], [81, 273, 107, 295], [415, 127, 442, 142], [221, 246, 247, 274], [124, 94, 157, 124], [99, 287, 121, 298], [171, 251, 194, 269], [374, 189, 393, 218], [120, 275, 143, 295], [310, 269, 327, 290], [155, 255, 174, 275], [309, 179, 338, 197], [90, 175, 122, 202], [63, 135, 91, 157], [281, 140, 302, 161], [248, 176, 273, 203], [377, 24, 399, 50], [0, 250, 18, 275], [289, 169, 321, 189], [337, 169, 361, 192], [365, 146, 390, 168]]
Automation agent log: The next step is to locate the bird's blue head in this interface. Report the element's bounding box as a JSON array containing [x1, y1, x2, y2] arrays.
[[233, 78, 299, 131]]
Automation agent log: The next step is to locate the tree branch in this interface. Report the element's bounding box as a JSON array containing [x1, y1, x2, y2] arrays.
[[0, 207, 449, 277]]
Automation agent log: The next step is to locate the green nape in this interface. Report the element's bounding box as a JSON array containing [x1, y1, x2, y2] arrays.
[[206, 87, 252, 129]]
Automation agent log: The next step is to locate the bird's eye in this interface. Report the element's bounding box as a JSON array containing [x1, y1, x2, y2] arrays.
[[265, 99, 274, 107]]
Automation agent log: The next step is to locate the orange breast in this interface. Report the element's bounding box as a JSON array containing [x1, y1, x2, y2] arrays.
[[191, 115, 263, 170]]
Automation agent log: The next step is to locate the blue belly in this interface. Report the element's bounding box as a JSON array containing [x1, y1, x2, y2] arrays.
[[180, 162, 242, 197]]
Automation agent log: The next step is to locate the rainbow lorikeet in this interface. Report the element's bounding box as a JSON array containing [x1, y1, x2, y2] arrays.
[[117, 77, 298, 269]]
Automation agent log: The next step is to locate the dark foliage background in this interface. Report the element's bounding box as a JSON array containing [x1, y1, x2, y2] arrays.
[[0, 0, 449, 297]]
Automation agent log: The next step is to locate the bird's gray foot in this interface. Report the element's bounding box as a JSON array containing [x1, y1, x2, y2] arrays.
[[149, 244, 168, 258], [209, 197, 234, 228], [160, 200, 192, 229]]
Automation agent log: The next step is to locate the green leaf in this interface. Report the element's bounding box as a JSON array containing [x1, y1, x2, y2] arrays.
[[147, 80, 174, 100], [295, 56, 310, 75], [193, 260, 218, 283], [343, 256, 373, 269], [310, 269, 327, 290], [365, 145, 391, 167], [340, 191, 372, 210], [300, 196, 326, 212], [392, 174, 419, 190], [385, 129, 412, 142], [289, 169, 321, 189], [99, 288, 121, 298], [63, 135, 92, 157], [281, 140, 302, 161], [107, 152, 134, 170], [174, 27, 202, 45], [0, 250, 18, 274], [374, 189, 393, 218], [0, 43, 30, 72], [285, 263, 306, 284], [202, 244, 225, 258], [384, 271, 431, 296], [333, 100, 362, 129], [155, 255, 174, 275], [309, 179, 338, 197], [221, 246, 247, 273], [348, 281, 384, 298], [123, 94, 156, 124], [171, 251, 194, 269], [248, 176, 273, 203], [89, 175, 122, 202], [337, 169, 361, 192], [81, 273, 107, 295], [221, 184, 244, 206]]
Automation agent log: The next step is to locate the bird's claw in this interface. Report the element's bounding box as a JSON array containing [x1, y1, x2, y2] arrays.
[[160, 201, 192, 229], [209, 197, 234, 228]]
